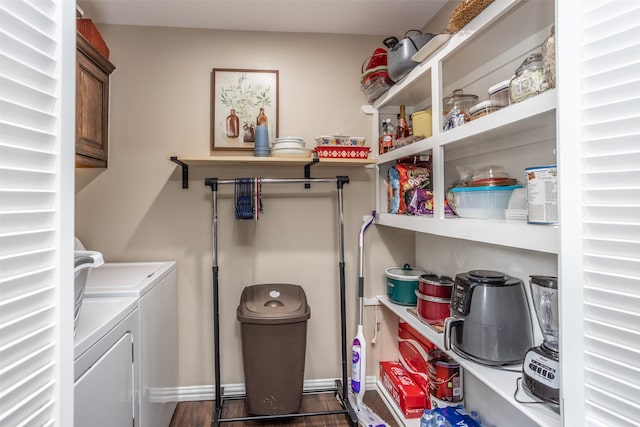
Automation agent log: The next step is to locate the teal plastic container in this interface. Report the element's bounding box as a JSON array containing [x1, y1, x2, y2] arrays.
[[385, 264, 430, 306]]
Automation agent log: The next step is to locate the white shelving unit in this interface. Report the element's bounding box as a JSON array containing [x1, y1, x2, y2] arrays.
[[368, 0, 559, 426], [378, 296, 560, 427]]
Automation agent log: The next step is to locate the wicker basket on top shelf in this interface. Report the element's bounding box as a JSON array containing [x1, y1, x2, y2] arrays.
[[448, 0, 495, 33]]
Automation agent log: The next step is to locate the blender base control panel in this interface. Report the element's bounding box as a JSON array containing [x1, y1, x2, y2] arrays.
[[523, 350, 559, 388]]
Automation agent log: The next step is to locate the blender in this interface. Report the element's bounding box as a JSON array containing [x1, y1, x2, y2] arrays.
[[522, 275, 560, 406]]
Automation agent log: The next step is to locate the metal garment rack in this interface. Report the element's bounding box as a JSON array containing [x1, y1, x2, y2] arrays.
[[204, 176, 358, 427]]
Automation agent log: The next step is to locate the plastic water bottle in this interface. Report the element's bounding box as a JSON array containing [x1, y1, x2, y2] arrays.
[[470, 410, 483, 426], [433, 413, 449, 427], [420, 409, 434, 427]]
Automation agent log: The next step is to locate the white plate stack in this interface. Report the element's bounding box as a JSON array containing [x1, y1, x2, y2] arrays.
[[504, 188, 527, 221], [271, 137, 312, 158]]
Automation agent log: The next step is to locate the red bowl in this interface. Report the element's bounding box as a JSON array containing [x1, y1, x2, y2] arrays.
[[418, 274, 454, 299], [415, 291, 450, 326]]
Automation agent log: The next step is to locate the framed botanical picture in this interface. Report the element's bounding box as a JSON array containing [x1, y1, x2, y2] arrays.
[[211, 68, 279, 151]]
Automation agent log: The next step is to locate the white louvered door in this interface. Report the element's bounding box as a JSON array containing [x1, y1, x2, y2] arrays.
[[558, 1, 640, 426], [0, 0, 75, 425]]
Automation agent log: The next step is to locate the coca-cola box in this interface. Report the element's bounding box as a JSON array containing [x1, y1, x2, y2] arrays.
[[379, 361, 426, 419]]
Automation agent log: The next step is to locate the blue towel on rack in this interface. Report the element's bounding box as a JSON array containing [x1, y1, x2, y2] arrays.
[[235, 178, 254, 220]]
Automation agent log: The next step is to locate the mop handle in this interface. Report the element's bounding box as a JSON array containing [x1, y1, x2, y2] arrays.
[[358, 211, 376, 279], [358, 211, 376, 324]]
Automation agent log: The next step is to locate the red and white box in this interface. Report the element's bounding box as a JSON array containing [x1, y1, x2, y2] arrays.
[[379, 361, 426, 419], [398, 321, 436, 395]]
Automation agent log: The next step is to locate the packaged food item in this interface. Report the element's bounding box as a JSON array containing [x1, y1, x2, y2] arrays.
[[525, 165, 557, 224], [408, 188, 434, 215], [428, 350, 463, 402], [380, 361, 427, 418], [398, 322, 436, 396], [388, 160, 432, 214], [432, 405, 482, 427]]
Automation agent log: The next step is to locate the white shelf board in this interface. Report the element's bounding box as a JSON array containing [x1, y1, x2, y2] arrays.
[[372, 0, 523, 110], [376, 89, 557, 166], [439, 89, 556, 151], [378, 295, 561, 427], [377, 213, 558, 254]]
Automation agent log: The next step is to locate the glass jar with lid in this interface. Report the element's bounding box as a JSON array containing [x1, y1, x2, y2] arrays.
[[442, 89, 478, 131], [541, 25, 556, 89], [509, 53, 548, 103]]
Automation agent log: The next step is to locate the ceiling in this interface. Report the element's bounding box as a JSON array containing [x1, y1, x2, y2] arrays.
[[77, 0, 449, 37]]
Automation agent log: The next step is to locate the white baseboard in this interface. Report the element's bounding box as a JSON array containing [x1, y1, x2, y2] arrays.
[[171, 376, 379, 402]]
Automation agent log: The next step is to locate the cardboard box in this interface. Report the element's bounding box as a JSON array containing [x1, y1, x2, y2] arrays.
[[398, 321, 435, 394], [379, 361, 426, 419]]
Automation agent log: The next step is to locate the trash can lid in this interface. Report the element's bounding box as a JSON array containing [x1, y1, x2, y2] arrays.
[[237, 283, 311, 324]]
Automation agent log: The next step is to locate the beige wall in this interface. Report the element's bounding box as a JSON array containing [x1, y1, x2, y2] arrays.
[[75, 25, 415, 388]]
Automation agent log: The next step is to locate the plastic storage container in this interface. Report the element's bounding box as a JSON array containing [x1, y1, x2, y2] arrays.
[[237, 283, 311, 415], [449, 185, 523, 219], [411, 110, 432, 138], [488, 79, 511, 106], [469, 100, 504, 120]]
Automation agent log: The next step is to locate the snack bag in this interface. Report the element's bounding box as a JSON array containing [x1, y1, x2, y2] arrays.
[[397, 162, 431, 215], [408, 188, 433, 215], [388, 166, 402, 214]]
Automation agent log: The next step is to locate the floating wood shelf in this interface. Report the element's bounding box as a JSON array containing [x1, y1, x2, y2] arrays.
[[169, 155, 377, 188]]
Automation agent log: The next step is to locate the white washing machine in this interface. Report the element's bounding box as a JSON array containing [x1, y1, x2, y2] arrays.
[[74, 297, 139, 427], [83, 261, 178, 427]]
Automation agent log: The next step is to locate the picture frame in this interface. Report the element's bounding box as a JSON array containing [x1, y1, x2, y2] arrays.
[[211, 68, 279, 151]]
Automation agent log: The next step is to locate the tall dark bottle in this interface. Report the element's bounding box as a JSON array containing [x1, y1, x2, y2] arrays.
[[226, 108, 239, 138], [256, 108, 268, 126]]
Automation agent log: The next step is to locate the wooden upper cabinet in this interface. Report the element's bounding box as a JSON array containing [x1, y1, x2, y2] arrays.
[[76, 33, 115, 168]]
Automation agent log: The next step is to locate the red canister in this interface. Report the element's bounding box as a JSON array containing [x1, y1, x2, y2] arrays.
[[415, 291, 450, 326], [418, 274, 454, 298], [428, 350, 463, 402]]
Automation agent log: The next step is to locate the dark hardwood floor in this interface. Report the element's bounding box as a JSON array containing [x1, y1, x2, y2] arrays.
[[169, 390, 400, 427]]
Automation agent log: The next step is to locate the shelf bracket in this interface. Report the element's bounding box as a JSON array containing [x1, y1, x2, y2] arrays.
[[170, 156, 189, 189], [303, 156, 320, 188]]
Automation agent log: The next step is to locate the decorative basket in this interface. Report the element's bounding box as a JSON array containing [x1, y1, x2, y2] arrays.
[[448, 0, 495, 33], [77, 18, 110, 59], [315, 146, 371, 159]]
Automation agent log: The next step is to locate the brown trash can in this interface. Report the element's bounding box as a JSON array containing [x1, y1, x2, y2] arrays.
[[237, 283, 311, 415]]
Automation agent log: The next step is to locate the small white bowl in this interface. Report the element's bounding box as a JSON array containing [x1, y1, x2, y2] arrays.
[[271, 141, 306, 149], [271, 147, 312, 158]]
